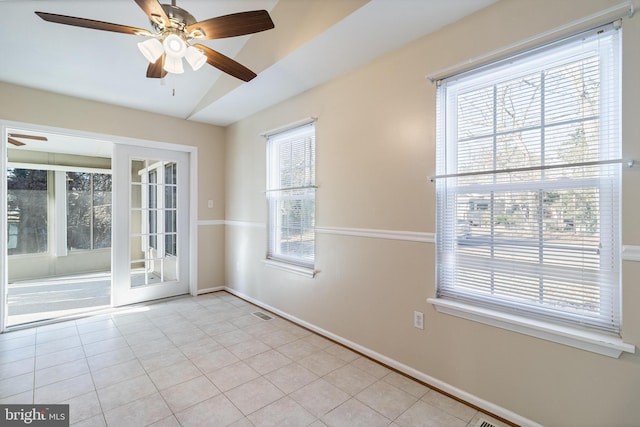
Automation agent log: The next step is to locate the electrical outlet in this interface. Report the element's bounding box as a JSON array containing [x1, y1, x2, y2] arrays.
[[414, 311, 424, 329], [207, 200, 213, 208]]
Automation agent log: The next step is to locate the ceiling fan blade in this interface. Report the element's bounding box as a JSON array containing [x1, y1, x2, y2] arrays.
[[133, 0, 171, 29], [187, 10, 274, 40], [146, 54, 168, 79], [35, 11, 152, 36], [7, 138, 26, 147], [193, 44, 257, 82], [8, 133, 48, 141]]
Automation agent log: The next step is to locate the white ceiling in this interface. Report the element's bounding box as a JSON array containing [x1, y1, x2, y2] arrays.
[[0, 0, 496, 128]]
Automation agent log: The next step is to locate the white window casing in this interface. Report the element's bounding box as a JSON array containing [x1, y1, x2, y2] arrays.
[[266, 121, 316, 271], [431, 22, 634, 357]]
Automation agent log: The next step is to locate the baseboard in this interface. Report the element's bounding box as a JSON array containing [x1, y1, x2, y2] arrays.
[[223, 286, 542, 427], [196, 286, 226, 295]]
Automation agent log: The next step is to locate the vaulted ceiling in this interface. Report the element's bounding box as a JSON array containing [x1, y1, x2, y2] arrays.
[[0, 0, 496, 127]]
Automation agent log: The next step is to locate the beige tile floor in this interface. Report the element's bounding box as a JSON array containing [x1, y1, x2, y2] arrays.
[[0, 292, 511, 427]]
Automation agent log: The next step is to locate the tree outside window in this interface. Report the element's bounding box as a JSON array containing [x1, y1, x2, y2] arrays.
[[7, 168, 48, 255], [67, 172, 112, 250], [435, 25, 621, 333]]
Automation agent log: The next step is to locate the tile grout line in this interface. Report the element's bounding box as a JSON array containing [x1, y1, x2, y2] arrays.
[[103, 309, 165, 425], [79, 316, 109, 427], [30, 331, 36, 405], [3, 293, 491, 426], [143, 305, 217, 424]]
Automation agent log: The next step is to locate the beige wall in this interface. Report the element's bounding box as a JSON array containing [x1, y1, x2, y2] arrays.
[[224, 1, 640, 425], [0, 82, 226, 291]]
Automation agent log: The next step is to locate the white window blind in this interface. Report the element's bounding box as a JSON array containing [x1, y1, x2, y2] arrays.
[[266, 122, 316, 268], [435, 23, 622, 334]]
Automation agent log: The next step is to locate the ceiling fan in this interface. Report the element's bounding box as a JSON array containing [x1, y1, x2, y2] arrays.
[[35, 0, 275, 82], [7, 134, 48, 147]]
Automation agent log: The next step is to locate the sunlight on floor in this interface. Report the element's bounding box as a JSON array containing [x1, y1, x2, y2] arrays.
[[7, 270, 163, 326]]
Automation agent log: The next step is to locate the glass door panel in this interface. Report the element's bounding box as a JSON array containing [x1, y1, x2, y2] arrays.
[[112, 145, 189, 306]]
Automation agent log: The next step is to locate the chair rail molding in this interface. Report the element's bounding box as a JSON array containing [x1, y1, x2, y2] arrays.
[[622, 245, 640, 261], [315, 226, 434, 243], [197, 219, 225, 226]]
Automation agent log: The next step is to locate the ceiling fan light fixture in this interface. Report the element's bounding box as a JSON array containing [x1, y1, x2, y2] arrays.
[[185, 46, 206, 71], [163, 55, 184, 74], [137, 37, 164, 63], [163, 33, 187, 58], [34, 5, 275, 82]]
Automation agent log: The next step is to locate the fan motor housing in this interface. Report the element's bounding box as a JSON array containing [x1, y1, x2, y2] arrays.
[[152, 4, 197, 31]]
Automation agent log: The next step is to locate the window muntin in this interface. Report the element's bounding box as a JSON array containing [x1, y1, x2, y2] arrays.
[[148, 169, 158, 250], [435, 25, 621, 334], [266, 122, 316, 268], [140, 161, 177, 258], [164, 163, 177, 257]]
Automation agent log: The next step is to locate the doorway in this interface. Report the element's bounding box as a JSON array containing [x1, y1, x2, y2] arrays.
[[2, 124, 195, 329], [5, 131, 113, 326]]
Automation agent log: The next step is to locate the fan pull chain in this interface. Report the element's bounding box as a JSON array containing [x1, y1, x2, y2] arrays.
[[160, 73, 176, 97]]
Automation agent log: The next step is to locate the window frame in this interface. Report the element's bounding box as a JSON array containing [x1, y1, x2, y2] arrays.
[[429, 23, 634, 358], [265, 120, 317, 275]]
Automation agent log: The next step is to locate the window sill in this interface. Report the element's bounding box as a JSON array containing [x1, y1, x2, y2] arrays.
[[427, 298, 635, 358], [8, 253, 50, 259], [263, 259, 316, 278], [68, 248, 112, 254]]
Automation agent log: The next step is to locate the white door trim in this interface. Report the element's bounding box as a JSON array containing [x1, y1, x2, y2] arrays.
[[110, 138, 198, 303], [0, 120, 198, 330]]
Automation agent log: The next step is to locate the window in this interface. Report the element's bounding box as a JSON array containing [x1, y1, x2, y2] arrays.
[[266, 122, 316, 269], [6, 166, 111, 256], [67, 172, 112, 250], [434, 24, 621, 335], [6, 168, 49, 255]]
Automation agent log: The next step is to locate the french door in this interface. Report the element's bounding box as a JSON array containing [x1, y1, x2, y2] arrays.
[[112, 144, 190, 306]]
